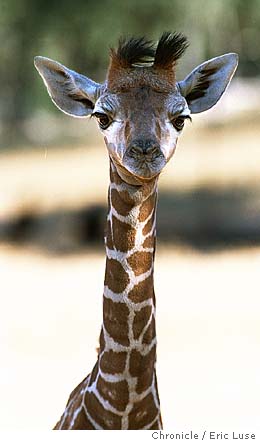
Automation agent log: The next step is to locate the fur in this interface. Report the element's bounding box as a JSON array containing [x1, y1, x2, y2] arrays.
[[154, 32, 189, 69], [110, 32, 188, 70], [107, 32, 189, 92], [110, 36, 155, 68], [185, 65, 219, 102]]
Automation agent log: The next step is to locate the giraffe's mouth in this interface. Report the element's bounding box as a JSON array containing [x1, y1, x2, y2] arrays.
[[123, 149, 166, 179]]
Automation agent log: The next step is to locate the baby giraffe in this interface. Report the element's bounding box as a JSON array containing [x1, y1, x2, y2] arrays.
[[34, 32, 238, 430]]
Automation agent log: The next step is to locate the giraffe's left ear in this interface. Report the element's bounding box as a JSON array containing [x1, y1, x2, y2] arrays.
[[177, 53, 238, 113]]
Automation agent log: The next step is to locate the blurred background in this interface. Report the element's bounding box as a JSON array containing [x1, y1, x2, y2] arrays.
[[0, 0, 260, 432]]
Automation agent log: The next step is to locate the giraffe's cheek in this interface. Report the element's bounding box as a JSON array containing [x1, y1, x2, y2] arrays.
[[160, 140, 177, 162], [104, 130, 126, 162], [104, 122, 125, 163], [160, 125, 180, 161], [104, 137, 125, 163]]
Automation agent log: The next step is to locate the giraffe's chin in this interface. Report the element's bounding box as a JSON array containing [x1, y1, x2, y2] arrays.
[[119, 163, 161, 184], [122, 154, 167, 181]]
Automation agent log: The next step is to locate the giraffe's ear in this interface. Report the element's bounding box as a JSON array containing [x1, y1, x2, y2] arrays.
[[34, 56, 101, 117], [177, 53, 238, 114]]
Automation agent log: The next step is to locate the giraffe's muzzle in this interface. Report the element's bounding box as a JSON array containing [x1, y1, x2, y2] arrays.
[[128, 139, 161, 158], [123, 139, 166, 179]]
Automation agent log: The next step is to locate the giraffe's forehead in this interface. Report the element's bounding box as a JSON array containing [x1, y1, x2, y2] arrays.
[[107, 66, 176, 93], [96, 86, 186, 118], [95, 92, 119, 116]]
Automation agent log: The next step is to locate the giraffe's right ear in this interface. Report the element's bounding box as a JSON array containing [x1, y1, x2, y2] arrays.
[[34, 56, 101, 117]]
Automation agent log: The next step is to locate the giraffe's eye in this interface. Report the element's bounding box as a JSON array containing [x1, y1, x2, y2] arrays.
[[93, 112, 111, 130], [171, 116, 186, 131]]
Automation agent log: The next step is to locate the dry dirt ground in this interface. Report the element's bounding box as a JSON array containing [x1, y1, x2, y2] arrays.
[[0, 244, 259, 430]]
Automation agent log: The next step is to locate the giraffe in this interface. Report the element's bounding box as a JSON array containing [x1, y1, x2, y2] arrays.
[[34, 32, 238, 430]]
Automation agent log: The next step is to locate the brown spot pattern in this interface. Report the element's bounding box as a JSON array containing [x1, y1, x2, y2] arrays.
[[111, 216, 136, 252], [70, 410, 95, 429], [100, 350, 127, 374], [142, 215, 154, 236], [97, 377, 129, 411], [104, 258, 129, 293], [88, 361, 99, 387], [105, 221, 114, 250], [133, 305, 152, 340], [142, 235, 155, 248], [141, 182, 157, 200], [111, 188, 135, 216], [128, 274, 153, 303], [128, 392, 158, 429], [65, 376, 88, 406], [103, 298, 129, 346], [99, 327, 105, 351], [139, 194, 155, 222], [54, 406, 96, 430], [147, 419, 160, 430], [84, 391, 122, 429], [110, 167, 123, 185], [127, 251, 153, 276], [53, 376, 90, 429], [129, 346, 156, 394], [142, 314, 155, 344]]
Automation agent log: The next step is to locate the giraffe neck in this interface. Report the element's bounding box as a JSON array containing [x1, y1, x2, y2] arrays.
[[102, 161, 158, 352], [54, 161, 162, 430], [88, 161, 161, 429]]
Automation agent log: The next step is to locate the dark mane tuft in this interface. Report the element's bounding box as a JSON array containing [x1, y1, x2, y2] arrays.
[[111, 36, 155, 68], [154, 32, 189, 68], [108, 32, 189, 90]]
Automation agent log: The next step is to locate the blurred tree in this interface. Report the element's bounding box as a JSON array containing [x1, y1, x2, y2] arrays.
[[0, 0, 260, 147]]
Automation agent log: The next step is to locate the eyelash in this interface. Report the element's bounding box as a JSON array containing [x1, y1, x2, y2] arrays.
[[170, 115, 191, 131], [92, 112, 111, 130], [92, 112, 191, 131]]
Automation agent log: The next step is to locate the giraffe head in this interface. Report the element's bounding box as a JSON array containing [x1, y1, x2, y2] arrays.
[[34, 32, 238, 184]]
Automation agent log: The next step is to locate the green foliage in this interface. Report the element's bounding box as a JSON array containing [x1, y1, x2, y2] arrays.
[[1, 0, 260, 144]]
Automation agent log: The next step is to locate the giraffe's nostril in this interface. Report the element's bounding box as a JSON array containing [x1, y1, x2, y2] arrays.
[[130, 145, 143, 155], [129, 140, 160, 156], [144, 145, 159, 155]]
